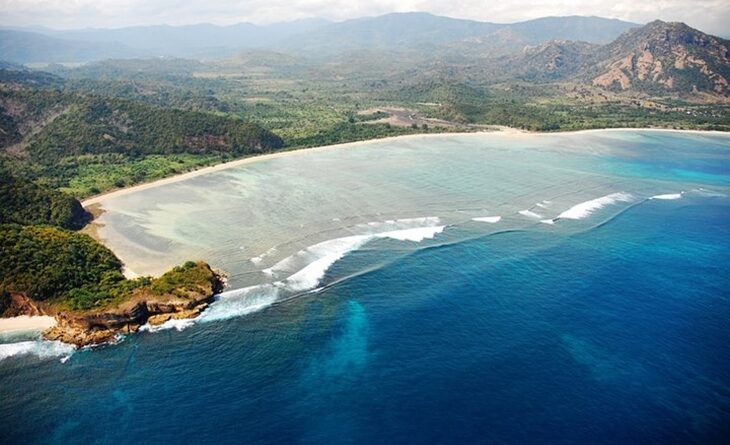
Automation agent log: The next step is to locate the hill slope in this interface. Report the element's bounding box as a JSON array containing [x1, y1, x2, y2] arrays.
[[0, 163, 90, 229], [503, 40, 600, 81], [0, 83, 284, 194], [284, 12, 499, 53], [6, 14, 639, 60], [589, 21, 730, 95], [0, 30, 143, 64]]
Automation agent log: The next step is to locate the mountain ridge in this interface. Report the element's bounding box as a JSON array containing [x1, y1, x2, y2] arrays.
[[0, 13, 640, 63]]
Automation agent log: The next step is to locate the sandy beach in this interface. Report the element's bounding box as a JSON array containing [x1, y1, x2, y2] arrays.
[[0, 316, 56, 334]]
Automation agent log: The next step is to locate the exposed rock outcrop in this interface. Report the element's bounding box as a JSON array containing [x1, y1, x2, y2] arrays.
[[42, 264, 224, 347], [2, 292, 50, 317]]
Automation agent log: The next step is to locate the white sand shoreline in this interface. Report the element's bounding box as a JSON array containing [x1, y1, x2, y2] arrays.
[[82, 127, 729, 207], [0, 316, 56, 334]]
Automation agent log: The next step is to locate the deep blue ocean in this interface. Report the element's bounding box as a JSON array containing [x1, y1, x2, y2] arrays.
[[1, 132, 729, 444]]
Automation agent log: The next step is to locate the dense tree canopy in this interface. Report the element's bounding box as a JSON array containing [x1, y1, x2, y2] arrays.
[[0, 224, 123, 305], [0, 162, 90, 229]]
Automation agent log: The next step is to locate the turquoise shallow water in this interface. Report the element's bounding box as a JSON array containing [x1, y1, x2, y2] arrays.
[[1, 131, 729, 444]]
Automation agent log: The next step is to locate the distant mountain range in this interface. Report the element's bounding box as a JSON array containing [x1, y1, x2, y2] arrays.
[[0, 29, 141, 64], [1, 13, 639, 63], [1, 13, 728, 97], [292, 14, 639, 55]]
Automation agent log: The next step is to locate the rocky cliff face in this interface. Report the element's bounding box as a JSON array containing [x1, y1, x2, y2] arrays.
[[43, 265, 224, 347], [589, 21, 730, 95]]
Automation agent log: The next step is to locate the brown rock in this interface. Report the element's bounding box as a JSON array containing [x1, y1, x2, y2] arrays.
[[41, 270, 221, 347]]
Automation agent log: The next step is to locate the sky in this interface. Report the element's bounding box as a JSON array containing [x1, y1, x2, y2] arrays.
[[0, 0, 728, 36]]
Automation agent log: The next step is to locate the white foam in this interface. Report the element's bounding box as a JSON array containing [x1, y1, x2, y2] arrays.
[[519, 210, 543, 219], [249, 246, 277, 265], [557, 193, 633, 220], [472, 216, 501, 223], [138, 284, 282, 332], [281, 225, 444, 292], [540, 219, 555, 225], [139, 318, 196, 333], [651, 193, 682, 200], [269, 217, 445, 290], [361, 216, 441, 231], [376, 226, 445, 242], [284, 235, 371, 292], [201, 284, 281, 322], [0, 340, 75, 362]]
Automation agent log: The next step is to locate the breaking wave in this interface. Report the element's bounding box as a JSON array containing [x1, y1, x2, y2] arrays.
[[0, 340, 76, 363], [556, 193, 634, 220], [519, 210, 543, 219], [651, 193, 683, 200], [472, 216, 501, 223], [139, 318, 196, 333], [200, 284, 281, 323]]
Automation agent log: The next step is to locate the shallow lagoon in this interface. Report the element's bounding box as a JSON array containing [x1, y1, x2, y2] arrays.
[[94, 131, 729, 283]]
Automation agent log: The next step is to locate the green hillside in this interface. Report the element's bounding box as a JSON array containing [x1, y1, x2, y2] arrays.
[[0, 163, 90, 229], [0, 88, 284, 196]]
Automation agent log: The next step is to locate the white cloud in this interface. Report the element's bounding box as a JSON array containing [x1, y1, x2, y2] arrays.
[[0, 0, 727, 36]]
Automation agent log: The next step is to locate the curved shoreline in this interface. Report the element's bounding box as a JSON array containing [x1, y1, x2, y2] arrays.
[[81, 127, 729, 207]]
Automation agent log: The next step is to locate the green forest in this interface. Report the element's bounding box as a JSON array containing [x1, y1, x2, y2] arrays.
[[0, 162, 90, 229]]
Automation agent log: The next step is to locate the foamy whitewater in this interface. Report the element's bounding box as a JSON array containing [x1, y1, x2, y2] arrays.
[[0, 340, 75, 362], [472, 216, 501, 223], [651, 193, 683, 200], [519, 210, 543, 219]]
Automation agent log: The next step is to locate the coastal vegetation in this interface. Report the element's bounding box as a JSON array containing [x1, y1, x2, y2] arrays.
[[0, 223, 124, 311], [0, 220, 221, 313], [0, 162, 90, 229], [0, 164, 221, 330], [0, 87, 284, 196]]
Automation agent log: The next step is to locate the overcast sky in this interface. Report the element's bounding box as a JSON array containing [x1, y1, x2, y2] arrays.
[[0, 0, 727, 36]]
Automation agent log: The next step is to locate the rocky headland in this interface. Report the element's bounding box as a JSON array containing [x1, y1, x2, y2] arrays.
[[42, 262, 225, 347]]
